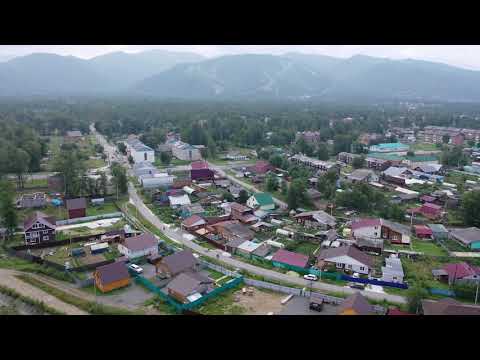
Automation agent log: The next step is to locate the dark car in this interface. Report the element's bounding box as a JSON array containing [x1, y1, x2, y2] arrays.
[[309, 299, 324, 312]]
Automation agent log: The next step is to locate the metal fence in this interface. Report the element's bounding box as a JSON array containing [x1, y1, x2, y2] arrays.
[[429, 288, 456, 297], [56, 212, 123, 226], [341, 274, 409, 289]]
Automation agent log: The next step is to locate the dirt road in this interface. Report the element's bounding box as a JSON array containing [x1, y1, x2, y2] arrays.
[[0, 269, 87, 315]]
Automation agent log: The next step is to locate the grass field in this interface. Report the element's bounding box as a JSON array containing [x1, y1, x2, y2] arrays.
[[85, 158, 107, 169], [411, 143, 439, 152], [86, 202, 119, 217], [410, 239, 448, 257]]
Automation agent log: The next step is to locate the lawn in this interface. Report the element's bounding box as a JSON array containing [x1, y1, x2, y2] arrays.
[[402, 257, 451, 291], [85, 158, 107, 169], [17, 205, 68, 223], [20, 178, 48, 189], [86, 202, 119, 217], [287, 241, 319, 256], [410, 239, 448, 257], [196, 284, 246, 315]]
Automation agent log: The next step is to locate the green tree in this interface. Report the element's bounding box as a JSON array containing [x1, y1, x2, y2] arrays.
[[0, 181, 17, 242], [160, 151, 172, 165], [461, 190, 480, 227], [406, 286, 429, 314], [265, 173, 279, 192], [269, 155, 283, 168], [442, 134, 450, 144], [100, 172, 108, 197], [53, 149, 86, 197], [117, 142, 127, 155], [238, 190, 249, 204], [281, 180, 288, 196], [287, 183, 297, 210], [406, 150, 415, 157], [223, 192, 234, 202], [111, 163, 128, 196], [316, 142, 329, 160], [352, 155, 366, 169]]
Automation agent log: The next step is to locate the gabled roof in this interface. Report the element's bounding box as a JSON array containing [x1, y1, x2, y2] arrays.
[[95, 261, 129, 285], [230, 202, 252, 213], [337, 292, 375, 315], [161, 250, 198, 275], [318, 245, 374, 268], [295, 210, 336, 226], [422, 298, 480, 315], [351, 218, 382, 231], [271, 249, 309, 268], [65, 198, 87, 210], [252, 193, 275, 206], [383, 166, 408, 178], [443, 262, 480, 282], [24, 211, 56, 231], [450, 227, 480, 245], [191, 161, 209, 170], [414, 225, 433, 236], [166, 271, 213, 299], [182, 215, 206, 228], [123, 232, 157, 252]]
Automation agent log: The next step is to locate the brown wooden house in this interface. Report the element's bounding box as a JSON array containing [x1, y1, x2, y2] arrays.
[[93, 261, 130, 293]]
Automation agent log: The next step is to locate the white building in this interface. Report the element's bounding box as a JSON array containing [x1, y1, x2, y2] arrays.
[[316, 245, 374, 275], [169, 140, 202, 161], [126, 138, 155, 164], [117, 233, 158, 259], [140, 173, 176, 189], [381, 255, 404, 283]]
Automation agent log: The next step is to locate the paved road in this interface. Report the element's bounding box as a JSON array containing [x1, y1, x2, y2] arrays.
[[94, 125, 407, 305]]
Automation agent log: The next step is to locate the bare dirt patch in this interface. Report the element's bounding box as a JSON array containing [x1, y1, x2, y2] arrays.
[[232, 288, 284, 315]]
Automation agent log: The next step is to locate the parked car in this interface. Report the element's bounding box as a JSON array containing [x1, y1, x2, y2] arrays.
[[128, 264, 143, 274], [309, 299, 324, 312], [349, 282, 365, 290], [303, 274, 318, 281]]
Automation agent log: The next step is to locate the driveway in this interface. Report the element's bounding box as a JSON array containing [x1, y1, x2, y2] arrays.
[[279, 296, 338, 315]]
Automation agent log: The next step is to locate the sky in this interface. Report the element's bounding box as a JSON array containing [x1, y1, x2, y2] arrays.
[[1, 45, 480, 71]]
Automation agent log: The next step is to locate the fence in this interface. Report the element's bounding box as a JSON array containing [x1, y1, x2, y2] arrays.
[[429, 288, 455, 297], [56, 212, 123, 226], [199, 260, 242, 278], [11, 232, 107, 251], [133, 272, 244, 313], [341, 274, 409, 289]]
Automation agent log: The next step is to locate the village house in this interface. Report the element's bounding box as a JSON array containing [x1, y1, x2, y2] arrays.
[[381, 255, 405, 284], [409, 203, 444, 220], [133, 161, 159, 177], [337, 292, 376, 315], [166, 271, 214, 304], [212, 220, 255, 243], [169, 194, 191, 208], [271, 249, 310, 271], [354, 237, 384, 255], [247, 160, 275, 175], [230, 202, 258, 224], [93, 261, 130, 293], [294, 210, 336, 230], [247, 193, 275, 211], [436, 262, 480, 285], [351, 218, 411, 245], [421, 298, 480, 315], [316, 245, 374, 275], [190, 161, 215, 181], [117, 232, 158, 260], [65, 130, 83, 142], [347, 169, 379, 183], [427, 223, 449, 240], [155, 250, 199, 278], [65, 198, 87, 219], [140, 173, 176, 189], [181, 215, 207, 232], [180, 203, 205, 219], [414, 225, 433, 239], [23, 211, 56, 245], [450, 227, 480, 250]]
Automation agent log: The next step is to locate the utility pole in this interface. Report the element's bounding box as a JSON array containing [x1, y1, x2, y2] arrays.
[[475, 279, 479, 305]]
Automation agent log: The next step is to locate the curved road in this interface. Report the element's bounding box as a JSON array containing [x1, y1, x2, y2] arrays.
[[94, 124, 406, 305]]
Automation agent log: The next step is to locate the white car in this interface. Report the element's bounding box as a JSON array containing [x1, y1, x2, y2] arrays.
[[303, 274, 318, 281], [128, 264, 143, 274]]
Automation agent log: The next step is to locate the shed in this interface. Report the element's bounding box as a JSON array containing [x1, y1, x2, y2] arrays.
[[414, 225, 433, 239], [271, 249, 309, 271], [427, 224, 449, 240], [65, 198, 87, 219], [94, 261, 130, 293], [90, 242, 109, 255]]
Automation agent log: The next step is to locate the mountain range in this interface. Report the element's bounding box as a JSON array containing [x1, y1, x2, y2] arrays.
[[1, 50, 480, 102]]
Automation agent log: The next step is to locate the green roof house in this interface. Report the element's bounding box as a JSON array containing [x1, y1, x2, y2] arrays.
[[247, 192, 275, 211]]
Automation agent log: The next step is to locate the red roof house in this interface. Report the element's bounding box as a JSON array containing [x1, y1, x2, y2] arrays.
[[191, 161, 209, 170], [65, 198, 87, 219], [351, 218, 382, 231], [443, 262, 480, 285], [247, 161, 274, 175], [414, 225, 433, 239], [420, 195, 436, 203], [271, 249, 309, 269], [418, 203, 443, 220]]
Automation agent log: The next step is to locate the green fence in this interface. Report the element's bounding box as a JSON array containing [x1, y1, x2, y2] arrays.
[[133, 273, 244, 313]]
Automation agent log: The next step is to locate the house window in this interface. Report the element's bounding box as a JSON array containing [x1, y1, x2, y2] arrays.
[[360, 266, 365, 271], [144, 152, 147, 161], [347, 264, 353, 269], [43, 236, 49, 241], [43, 230, 49, 234], [336, 263, 343, 269]]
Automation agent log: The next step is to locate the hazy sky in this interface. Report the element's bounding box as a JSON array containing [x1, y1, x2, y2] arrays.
[[1, 45, 480, 70]]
